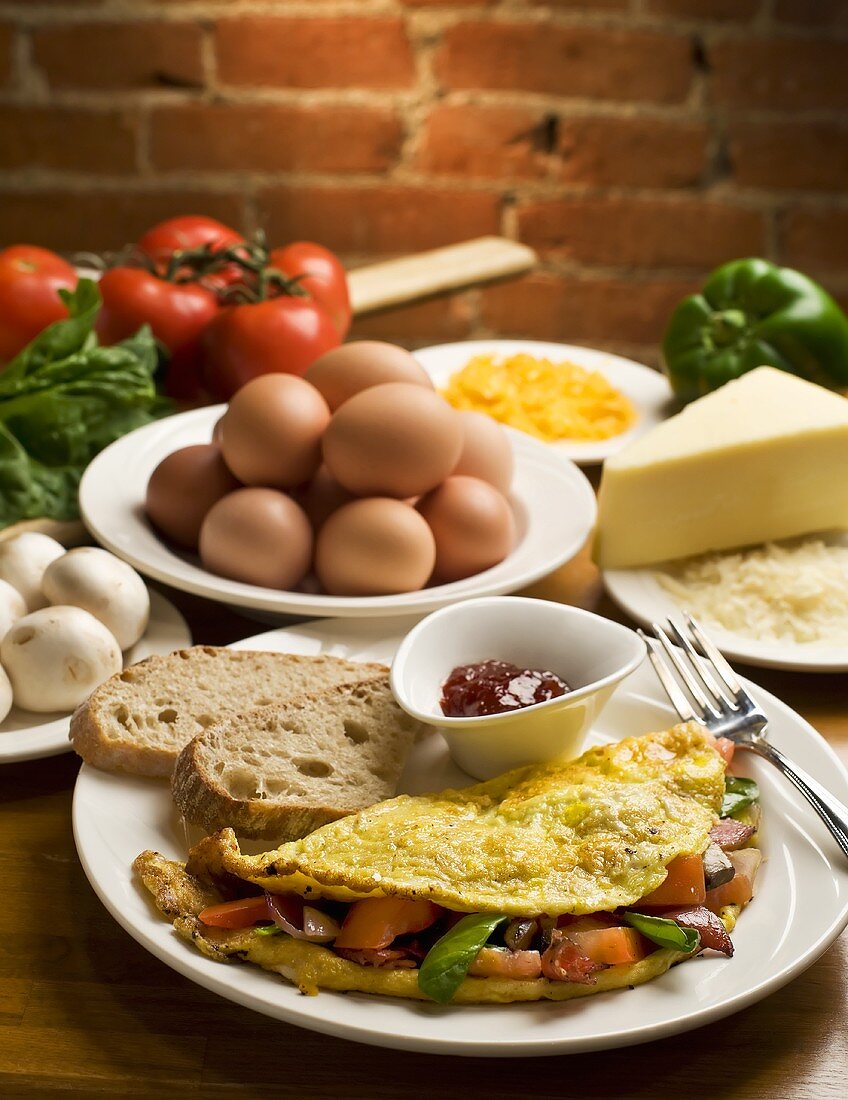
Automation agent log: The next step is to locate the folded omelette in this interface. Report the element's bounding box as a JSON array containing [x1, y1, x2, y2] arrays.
[[135, 721, 762, 1004]]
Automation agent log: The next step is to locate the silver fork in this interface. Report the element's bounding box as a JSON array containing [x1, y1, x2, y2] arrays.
[[639, 613, 848, 860]]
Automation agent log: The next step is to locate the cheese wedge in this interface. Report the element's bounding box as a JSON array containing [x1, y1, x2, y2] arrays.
[[595, 367, 848, 569]]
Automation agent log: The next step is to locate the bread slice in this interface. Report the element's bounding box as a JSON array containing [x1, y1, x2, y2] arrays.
[[171, 676, 419, 841], [70, 646, 386, 778]]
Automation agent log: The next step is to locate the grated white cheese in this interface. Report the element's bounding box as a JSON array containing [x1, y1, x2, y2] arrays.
[[655, 537, 848, 646]]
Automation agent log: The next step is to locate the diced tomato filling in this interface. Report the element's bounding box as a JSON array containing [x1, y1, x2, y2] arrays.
[[333, 897, 443, 950], [567, 925, 651, 966], [639, 854, 707, 908], [198, 894, 270, 928], [196, 841, 761, 981]]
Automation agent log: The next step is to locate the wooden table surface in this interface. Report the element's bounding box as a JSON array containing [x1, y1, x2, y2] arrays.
[[1, 554, 846, 1098]]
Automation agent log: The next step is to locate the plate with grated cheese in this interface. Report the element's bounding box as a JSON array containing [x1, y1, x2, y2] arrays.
[[603, 532, 848, 672], [414, 340, 674, 466]]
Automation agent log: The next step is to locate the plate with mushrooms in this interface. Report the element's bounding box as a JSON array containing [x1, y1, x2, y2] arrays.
[[0, 532, 191, 763]]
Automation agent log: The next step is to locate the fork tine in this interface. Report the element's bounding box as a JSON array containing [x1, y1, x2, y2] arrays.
[[666, 618, 737, 711], [638, 630, 701, 723], [652, 623, 722, 720], [685, 613, 745, 698]]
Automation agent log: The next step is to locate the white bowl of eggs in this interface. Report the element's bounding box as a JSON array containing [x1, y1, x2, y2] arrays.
[[79, 341, 597, 619]]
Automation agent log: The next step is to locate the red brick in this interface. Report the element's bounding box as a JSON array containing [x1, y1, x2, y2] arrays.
[[400, 0, 495, 6], [556, 116, 708, 188], [402, 0, 625, 6], [0, 25, 12, 87], [258, 186, 501, 257], [436, 22, 692, 103], [480, 273, 699, 346], [517, 197, 765, 270], [349, 295, 473, 344], [415, 105, 554, 180], [215, 18, 415, 90], [775, 0, 848, 26], [644, 0, 760, 18], [729, 121, 848, 192], [0, 108, 138, 174], [709, 38, 848, 110], [415, 105, 708, 188], [33, 22, 204, 91], [151, 103, 402, 174], [0, 191, 245, 253], [780, 207, 848, 273]]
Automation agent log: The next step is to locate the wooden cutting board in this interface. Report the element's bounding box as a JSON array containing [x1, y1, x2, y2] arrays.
[[2, 236, 536, 546]]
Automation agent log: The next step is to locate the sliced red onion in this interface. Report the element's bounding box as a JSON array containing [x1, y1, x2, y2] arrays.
[[303, 905, 341, 943], [266, 893, 304, 937], [266, 893, 341, 943]]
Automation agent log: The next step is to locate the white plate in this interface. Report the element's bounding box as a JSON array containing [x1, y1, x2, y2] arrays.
[[73, 617, 848, 1057], [0, 589, 191, 764], [78, 406, 596, 620], [604, 533, 848, 673], [414, 339, 674, 466]]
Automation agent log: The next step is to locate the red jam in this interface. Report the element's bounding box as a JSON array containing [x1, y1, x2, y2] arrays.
[[440, 659, 571, 718]]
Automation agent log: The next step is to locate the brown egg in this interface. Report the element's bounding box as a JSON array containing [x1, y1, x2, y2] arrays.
[[305, 341, 433, 411], [417, 476, 516, 583], [454, 411, 514, 495], [315, 498, 436, 596], [146, 444, 240, 550], [219, 374, 330, 489], [212, 413, 225, 444], [301, 465, 355, 531], [199, 488, 312, 590], [323, 383, 463, 498]]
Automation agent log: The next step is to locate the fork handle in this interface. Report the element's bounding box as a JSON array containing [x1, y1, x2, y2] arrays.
[[748, 740, 848, 860]]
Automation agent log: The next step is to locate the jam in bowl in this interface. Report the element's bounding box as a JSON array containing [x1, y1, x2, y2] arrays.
[[390, 596, 646, 779], [440, 659, 571, 718]]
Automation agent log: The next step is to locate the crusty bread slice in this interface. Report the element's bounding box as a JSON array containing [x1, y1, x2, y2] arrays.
[[171, 677, 419, 841], [70, 646, 386, 778]]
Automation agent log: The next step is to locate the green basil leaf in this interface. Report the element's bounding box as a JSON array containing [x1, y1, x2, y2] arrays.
[[0, 283, 169, 527], [721, 776, 760, 818], [623, 912, 699, 954], [418, 913, 507, 1004], [254, 924, 282, 937], [0, 279, 101, 386]]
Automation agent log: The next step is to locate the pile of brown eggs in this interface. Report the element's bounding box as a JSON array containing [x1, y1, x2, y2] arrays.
[[145, 341, 517, 597]]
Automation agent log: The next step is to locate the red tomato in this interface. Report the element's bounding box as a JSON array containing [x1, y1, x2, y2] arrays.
[[334, 897, 442, 950], [0, 245, 77, 363], [270, 242, 351, 338], [137, 215, 243, 266], [198, 895, 270, 929], [639, 854, 707, 908], [567, 926, 650, 966], [202, 295, 340, 400], [138, 215, 245, 292], [97, 267, 219, 401]]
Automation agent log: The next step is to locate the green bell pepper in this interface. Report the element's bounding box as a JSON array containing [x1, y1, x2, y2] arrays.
[[661, 258, 848, 403]]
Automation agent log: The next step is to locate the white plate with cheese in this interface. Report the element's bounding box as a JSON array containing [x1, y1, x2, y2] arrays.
[[73, 617, 848, 1056], [414, 339, 674, 466], [596, 368, 848, 672], [604, 532, 848, 672]]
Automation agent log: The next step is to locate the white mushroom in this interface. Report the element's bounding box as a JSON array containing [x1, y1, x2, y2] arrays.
[[0, 578, 27, 642], [1, 606, 121, 713], [42, 547, 150, 650], [0, 533, 65, 611], [0, 664, 12, 723]]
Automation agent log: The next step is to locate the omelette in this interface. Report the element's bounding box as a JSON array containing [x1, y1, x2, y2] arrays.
[[135, 722, 763, 1004]]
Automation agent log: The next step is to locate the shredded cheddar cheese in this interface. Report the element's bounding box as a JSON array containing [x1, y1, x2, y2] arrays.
[[441, 353, 637, 442]]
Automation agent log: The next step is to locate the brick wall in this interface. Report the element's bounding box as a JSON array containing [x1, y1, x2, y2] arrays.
[[1, 0, 847, 365]]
